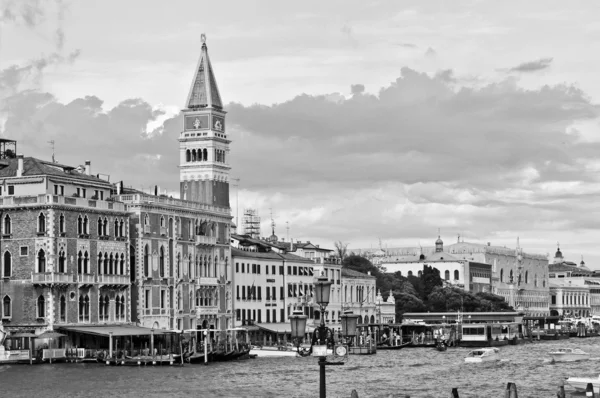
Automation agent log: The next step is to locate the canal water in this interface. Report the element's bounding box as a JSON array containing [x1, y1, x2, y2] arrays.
[[1, 338, 598, 397]]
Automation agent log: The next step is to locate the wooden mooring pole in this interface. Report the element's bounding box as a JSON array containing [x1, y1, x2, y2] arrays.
[[505, 382, 518, 398], [451, 387, 459, 397], [556, 380, 566, 398], [586, 383, 596, 398]]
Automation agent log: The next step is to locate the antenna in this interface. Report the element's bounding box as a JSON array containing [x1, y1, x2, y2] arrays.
[[269, 207, 276, 236], [286, 221, 289, 240], [48, 140, 55, 163]]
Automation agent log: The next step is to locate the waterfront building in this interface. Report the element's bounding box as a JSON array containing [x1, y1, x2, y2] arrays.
[[548, 246, 599, 316], [111, 35, 233, 333], [341, 268, 377, 325], [230, 234, 315, 343], [375, 290, 396, 324], [380, 237, 492, 294], [357, 236, 550, 316], [0, 150, 131, 341]]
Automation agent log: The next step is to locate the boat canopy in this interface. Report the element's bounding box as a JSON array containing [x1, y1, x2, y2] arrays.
[[256, 323, 316, 334], [59, 325, 177, 337]]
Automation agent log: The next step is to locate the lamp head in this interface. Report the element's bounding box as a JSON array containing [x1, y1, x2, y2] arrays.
[[289, 309, 308, 339], [340, 310, 360, 337], [314, 275, 333, 307]]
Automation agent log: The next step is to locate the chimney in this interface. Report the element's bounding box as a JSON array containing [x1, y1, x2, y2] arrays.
[[85, 160, 91, 175], [154, 185, 158, 196], [16, 154, 24, 177], [487, 242, 491, 246], [116, 181, 123, 195], [290, 238, 294, 252]]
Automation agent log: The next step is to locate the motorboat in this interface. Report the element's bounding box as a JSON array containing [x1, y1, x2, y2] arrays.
[[249, 345, 299, 358], [565, 374, 600, 394], [464, 347, 500, 363], [549, 347, 590, 362]]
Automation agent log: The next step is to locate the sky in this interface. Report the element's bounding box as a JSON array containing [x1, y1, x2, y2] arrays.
[[1, 0, 599, 267]]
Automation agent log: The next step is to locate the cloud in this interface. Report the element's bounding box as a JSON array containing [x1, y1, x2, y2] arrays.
[[350, 84, 365, 95], [396, 43, 417, 48], [425, 47, 436, 57], [508, 57, 553, 73]]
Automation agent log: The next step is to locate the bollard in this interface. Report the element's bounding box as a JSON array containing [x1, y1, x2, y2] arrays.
[[451, 387, 459, 397], [556, 380, 566, 398], [350, 390, 359, 398], [505, 382, 518, 398], [586, 383, 596, 398]]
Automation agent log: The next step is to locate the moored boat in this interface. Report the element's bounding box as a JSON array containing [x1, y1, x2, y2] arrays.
[[377, 341, 411, 350], [549, 348, 590, 362], [248, 345, 298, 358], [565, 375, 600, 394], [464, 347, 500, 363]]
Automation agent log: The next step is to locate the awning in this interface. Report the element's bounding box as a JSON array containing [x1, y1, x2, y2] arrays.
[[256, 323, 316, 334], [58, 325, 177, 337]]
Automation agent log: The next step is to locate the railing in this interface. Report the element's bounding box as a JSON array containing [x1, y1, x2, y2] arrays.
[[143, 225, 151, 234], [77, 274, 95, 284], [112, 194, 230, 214], [313, 257, 342, 265], [31, 272, 71, 284], [198, 277, 218, 285], [43, 349, 66, 361], [196, 235, 217, 245], [196, 307, 218, 316], [0, 195, 126, 211], [98, 274, 129, 285]]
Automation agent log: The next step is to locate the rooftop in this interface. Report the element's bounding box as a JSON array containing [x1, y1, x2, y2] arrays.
[[0, 157, 111, 186], [341, 268, 375, 279]]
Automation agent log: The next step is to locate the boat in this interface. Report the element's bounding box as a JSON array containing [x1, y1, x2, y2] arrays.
[[377, 341, 411, 350], [549, 348, 590, 362], [464, 348, 500, 363], [460, 323, 530, 347], [435, 341, 447, 351], [248, 345, 299, 358], [565, 375, 600, 394]]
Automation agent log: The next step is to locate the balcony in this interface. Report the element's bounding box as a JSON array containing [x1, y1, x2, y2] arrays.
[[143, 225, 151, 234], [31, 272, 71, 286], [0, 194, 126, 211], [77, 274, 95, 285], [196, 235, 217, 246], [98, 274, 129, 286], [196, 306, 218, 317], [198, 277, 218, 286], [160, 227, 167, 236], [112, 193, 230, 215]]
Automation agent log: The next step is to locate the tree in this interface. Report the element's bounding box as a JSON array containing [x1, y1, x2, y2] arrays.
[[334, 241, 349, 260], [395, 293, 426, 319]]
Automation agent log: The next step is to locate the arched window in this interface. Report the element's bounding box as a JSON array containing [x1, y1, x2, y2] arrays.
[[58, 251, 66, 273], [104, 295, 110, 321], [3, 214, 11, 235], [186, 149, 191, 162], [120, 254, 125, 275], [408, 271, 413, 277], [509, 270, 514, 283], [109, 253, 114, 274], [78, 251, 83, 274], [78, 215, 83, 234], [79, 295, 84, 321], [203, 256, 208, 277], [84, 295, 90, 321], [203, 148, 208, 161], [159, 247, 165, 277], [38, 249, 46, 273], [59, 295, 66, 322], [83, 216, 89, 234], [59, 214, 65, 234], [444, 270, 450, 280], [3, 251, 11, 278], [177, 253, 181, 278], [115, 296, 121, 320], [160, 216, 165, 228], [103, 217, 108, 236], [188, 257, 192, 279], [214, 256, 218, 278], [37, 295, 45, 318], [97, 218, 103, 236], [417, 270, 422, 278], [119, 295, 125, 320], [84, 251, 89, 274], [97, 252, 103, 274], [119, 219, 124, 237], [500, 269, 504, 283], [192, 149, 197, 162], [144, 245, 149, 277], [525, 271, 529, 284], [38, 213, 46, 233], [103, 253, 109, 275], [3, 296, 11, 318], [454, 270, 459, 280], [534, 274, 538, 287]]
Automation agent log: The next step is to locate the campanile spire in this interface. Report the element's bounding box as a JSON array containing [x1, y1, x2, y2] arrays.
[[179, 34, 230, 208]]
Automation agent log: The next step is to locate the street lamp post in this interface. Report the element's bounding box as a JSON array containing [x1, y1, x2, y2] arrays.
[[289, 276, 359, 398]]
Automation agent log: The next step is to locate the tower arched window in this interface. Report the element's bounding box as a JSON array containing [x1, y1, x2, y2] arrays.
[[3, 251, 11, 278], [186, 149, 191, 162], [500, 269, 504, 283], [37, 249, 46, 273], [203, 148, 208, 161], [38, 213, 46, 233], [192, 149, 197, 162], [454, 270, 459, 280], [144, 245, 149, 277], [444, 270, 450, 280], [159, 247, 165, 277], [3, 214, 11, 235], [37, 295, 45, 318], [3, 295, 11, 318]]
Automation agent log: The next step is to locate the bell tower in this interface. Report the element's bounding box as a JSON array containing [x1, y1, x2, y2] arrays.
[[179, 34, 230, 208]]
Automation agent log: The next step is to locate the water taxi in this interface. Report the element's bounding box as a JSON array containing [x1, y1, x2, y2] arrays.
[[464, 347, 500, 363], [249, 344, 299, 358], [548, 348, 590, 362]]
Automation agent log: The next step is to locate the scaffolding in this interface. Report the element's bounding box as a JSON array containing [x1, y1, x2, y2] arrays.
[[0, 139, 17, 159], [242, 209, 261, 239]]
